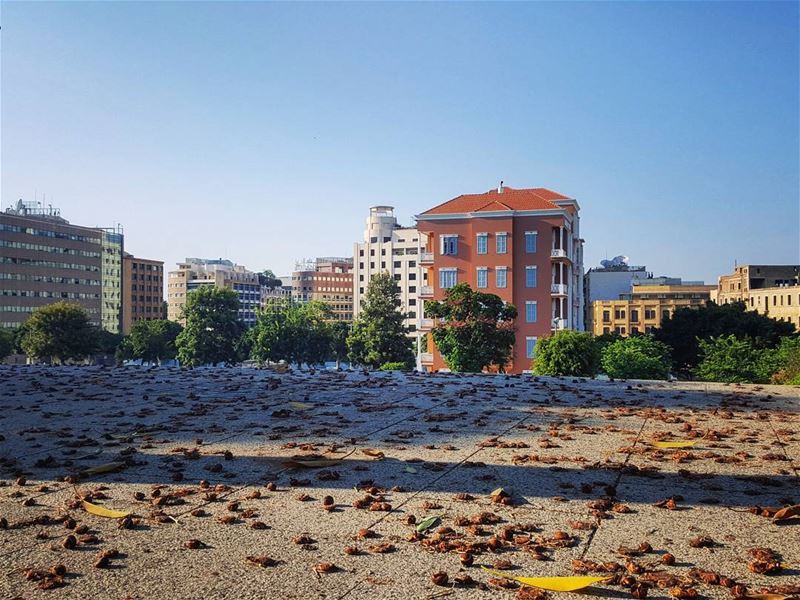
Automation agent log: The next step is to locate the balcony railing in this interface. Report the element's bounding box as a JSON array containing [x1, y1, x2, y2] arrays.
[[419, 318, 434, 330], [550, 248, 568, 259], [420, 286, 434, 297], [550, 283, 568, 296], [552, 318, 568, 330], [420, 352, 434, 364], [420, 251, 434, 264]]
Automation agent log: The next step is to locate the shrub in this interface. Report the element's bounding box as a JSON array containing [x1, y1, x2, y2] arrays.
[[379, 361, 409, 371], [768, 336, 800, 385], [695, 335, 773, 384], [600, 335, 672, 380], [533, 330, 600, 377]]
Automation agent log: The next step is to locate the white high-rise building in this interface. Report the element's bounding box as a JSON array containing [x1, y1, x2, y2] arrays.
[[353, 206, 428, 340]]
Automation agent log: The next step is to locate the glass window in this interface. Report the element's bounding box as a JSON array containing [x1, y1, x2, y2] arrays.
[[439, 269, 457, 289], [496, 233, 507, 254], [477, 268, 488, 289], [525, 232, 538, 253], [525, 301, 538, 323], [496, 268, 507, 288], [441, 235, 458, 256], [525, 266, 537, 288], [477, 234, 488, 255], [526, 336, 538, 359]]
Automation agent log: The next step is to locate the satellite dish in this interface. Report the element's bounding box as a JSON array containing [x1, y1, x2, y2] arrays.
[[600, 255, 630, 269]]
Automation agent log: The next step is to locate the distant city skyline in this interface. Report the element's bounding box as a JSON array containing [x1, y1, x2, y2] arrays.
[[2, 1, 798, 283]]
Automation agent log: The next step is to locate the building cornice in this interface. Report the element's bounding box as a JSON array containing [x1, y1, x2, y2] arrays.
[[415, 209, 574, 222]]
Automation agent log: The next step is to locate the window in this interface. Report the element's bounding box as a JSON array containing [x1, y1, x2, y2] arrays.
[[662, 309, 670, 321], [370, 249, 375, 256], [525, 231, 538, 253], [614, 308, 626, 319], [477, 234, 488, 255], [603, 327, 610, 334], [644, 307, 656, 320], [496, 233, 508, 254], [630, 309, 639, 322], [526, 336, 538, 359], [439, 269, 457, 289], [409, 273, 416, 280], [496, 267, 507, 288], [441, 235, 458, 256], [602, 310, 610, 323], [525, 301, 538, 323], [615, 326, 626, 335], [477, 268, 488, 289], [525, 266, 537, 288], [409, 299, 416, 306], [394, 261, 401, 268]]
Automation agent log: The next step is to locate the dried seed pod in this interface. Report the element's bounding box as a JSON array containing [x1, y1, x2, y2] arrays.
[[63, 517, 76, 529], [493, 559, 513, 570], [246, 555, 277, 567], [661, 553, 676, 565], [314, 563, 336, 573], [323, 495, 334, 507], [631, 582, 650, 599], [62, 535, 77, 549], [293, 535, 316, 545], [190, 508, 206, 517], [265, 482, 277, 491], [184, 539, 203, 549], [49, 564, 67, 577], [343, 546, 360, 555], [431, 571, 449, 586], [460, 552, 474, 566], [250, 521, 268, 530]]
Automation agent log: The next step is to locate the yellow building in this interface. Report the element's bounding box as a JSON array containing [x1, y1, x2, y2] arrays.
[[588, 279, 715, 336], [746, 286, 800, 329], [712, 264, 799, 305]]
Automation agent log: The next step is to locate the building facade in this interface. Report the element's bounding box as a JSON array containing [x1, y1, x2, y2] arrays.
[[353, 206, 428, 333], [415, 185, 584, 374], [291, 258, 353, 321], [167, 258, 261, 327], [122, 253, 165, 334], [747, 286, 800, 329], [587, 278, 715, 336], [0, 200, 123, 332], [711, 264, 800, 305], [584, 257, 649, 325]]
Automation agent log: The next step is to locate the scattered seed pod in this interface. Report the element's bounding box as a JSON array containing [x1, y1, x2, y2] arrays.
[[246, 555, 277, 567], [344, 546, 360, 555], [631, 582, 650, 599], [62, 535, 77, 549], [431, 571, 448, 586], [323, 495, 334, 506], [314, 562, 336, 573], [250, 521, 268, 530], [184, 539, 203, 549], [460, 552, 474, 566], [661, 553, 676, 565]]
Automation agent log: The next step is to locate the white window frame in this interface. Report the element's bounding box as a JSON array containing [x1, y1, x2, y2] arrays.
[[476, 233, 488, 255], [525, 300, 538, 323], [439, 268, 457, 289], [525, 265, 537, 288], [476, 267, 488, 289], [496, 232, 508, 254], [524, 231, 538, 253], [526, 336, 538, 359], [440, 234, 458, 256], [496, 266, 508, 289]]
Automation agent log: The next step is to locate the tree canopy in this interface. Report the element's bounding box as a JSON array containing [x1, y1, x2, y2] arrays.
[[18, 302, 98, 364], [695, 335, 774, 384], [425, 283, 516, 373], [600, 335, 672, 380], [176, 286, 244, 367], [532, 330, 600, 377], [119, 319, 183, 364], [258, 269, 283, 289], [654, 301, 794, 374], [347, 273, 414, 369], [250, 299, 333, 367]]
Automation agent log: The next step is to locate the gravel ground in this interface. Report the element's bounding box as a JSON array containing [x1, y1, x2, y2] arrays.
[[0, 366, 798, 600]]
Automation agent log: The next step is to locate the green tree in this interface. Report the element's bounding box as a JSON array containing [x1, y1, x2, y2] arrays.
[[763, 336, 800, 385], [600, 335, 672, 380], [250, 299, 332, 367], [176, 287, 245, 367], [119, 319, 183, 364], [0, 329, 14, 361], [695, 335, 774, 384], [328, 321, 350, 368], [654, 301, 794, 375], [257, 269, 283, 289], [347, 273, 414, 369], [533, 330, 600, 377], [425, 283, 516, 373], [18, 302, 98, 364], [593, 331, 623, 356]]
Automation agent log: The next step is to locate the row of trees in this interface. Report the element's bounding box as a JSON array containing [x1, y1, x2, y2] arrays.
[[533, 302, 799, 384]]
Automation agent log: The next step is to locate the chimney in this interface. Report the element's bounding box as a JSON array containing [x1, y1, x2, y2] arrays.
[[497, 180, 504, 193]]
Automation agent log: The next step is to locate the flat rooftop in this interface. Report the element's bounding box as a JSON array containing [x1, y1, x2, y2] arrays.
[[0, 368, 797, 599]]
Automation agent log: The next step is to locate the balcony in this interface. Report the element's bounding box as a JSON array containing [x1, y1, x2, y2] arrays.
[[419, 318, 434, 330], [420, 285, 434, 298], [551, 318, 568, 330], [550, 248, 569, 260], [550, 283, 568, 296], [420, 352, 434, 365], [420, 251, 434, 265]]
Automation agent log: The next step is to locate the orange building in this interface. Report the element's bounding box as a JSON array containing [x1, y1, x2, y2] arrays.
[[122, 253, 165, 334], [415, 184, 584, 374]]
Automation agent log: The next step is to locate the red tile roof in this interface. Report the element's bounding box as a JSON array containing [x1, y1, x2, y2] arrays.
[[419, 187, 572, 216]]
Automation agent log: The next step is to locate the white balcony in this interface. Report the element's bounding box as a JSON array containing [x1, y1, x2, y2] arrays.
[[550, 248, 568, 259], [419, 318, 434, 330], [420, 285, 434, 298], [552, 318, 568, 330], [550, 283, 568, 296], [420, 352, 434, 364], [420, 251, 434, 264]]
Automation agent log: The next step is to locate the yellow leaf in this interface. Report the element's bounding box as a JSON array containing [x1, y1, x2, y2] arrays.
[[481, 567, 608, 592], [744, 595, 791, 600], [79, 461, 127, 477], [82, 500, 130, 519], [652, 441, 696, 449], [289, 402, 312, 410]]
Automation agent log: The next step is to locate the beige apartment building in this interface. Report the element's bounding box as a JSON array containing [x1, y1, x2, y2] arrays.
[[167, 258, 261, 326], [588, 278, 715, 336], [291, 258, 353, 322], [122, 253, 165, 334], [711, 264, 799, 303], [747, 286, 800, 328], [353, 206, 427, 333]]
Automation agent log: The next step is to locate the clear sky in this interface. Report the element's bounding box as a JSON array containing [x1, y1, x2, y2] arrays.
[[2, 1, 798, 283]]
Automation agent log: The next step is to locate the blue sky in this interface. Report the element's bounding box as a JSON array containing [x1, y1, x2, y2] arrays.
[[2, 1, 798, 282]]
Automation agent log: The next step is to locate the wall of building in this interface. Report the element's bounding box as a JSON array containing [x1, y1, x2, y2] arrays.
[[747, 286, 800, 329], [0, 210, 106, 329], [714, 265, 800, 305], [122, 254, 165, 334]]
